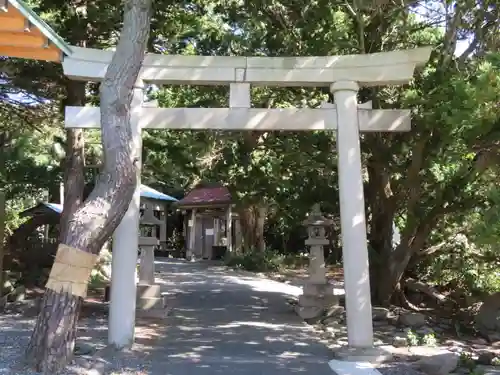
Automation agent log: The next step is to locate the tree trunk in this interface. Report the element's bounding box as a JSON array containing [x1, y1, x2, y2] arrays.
[[24, 0, 152, 372], [371, 220, 435, 306], [365, 156, 398, 305], [0, 191, 5, 299], [238, 203, 267, 253], [58, 81, 87, 238]]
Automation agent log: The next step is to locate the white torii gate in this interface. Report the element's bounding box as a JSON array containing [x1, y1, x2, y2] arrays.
[[62, 46, 431, 353]]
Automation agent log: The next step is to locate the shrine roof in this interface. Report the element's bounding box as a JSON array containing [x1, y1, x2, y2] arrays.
[[176, 184, 232, 207], [1, 0, 72, 62]]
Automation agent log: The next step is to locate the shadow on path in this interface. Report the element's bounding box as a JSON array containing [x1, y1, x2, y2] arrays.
[[118, 258, 335, 374]]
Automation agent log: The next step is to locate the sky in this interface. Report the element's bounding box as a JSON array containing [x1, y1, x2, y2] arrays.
[[412, 1, 472, 56]]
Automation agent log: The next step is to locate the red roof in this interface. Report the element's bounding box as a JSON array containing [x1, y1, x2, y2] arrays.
[[176, 186, 232, 207]]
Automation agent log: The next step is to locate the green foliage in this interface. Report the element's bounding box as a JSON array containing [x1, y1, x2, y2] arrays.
[[459, 352, 477, 372], [405, 329, 420, 347], [1, 0, 500, 304], [419, 233, 500, 296], [224, 249, 310, 273], [224, 249, 283, 273], [405, 329, 438, 347], [421, 332, 438, 347], [88, 249, 112, 290]]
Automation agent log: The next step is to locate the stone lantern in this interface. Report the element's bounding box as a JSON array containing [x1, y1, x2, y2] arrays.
[[136, 204, 166, 314], [296, 204, 338, 321], [138, 204, 161, 284]]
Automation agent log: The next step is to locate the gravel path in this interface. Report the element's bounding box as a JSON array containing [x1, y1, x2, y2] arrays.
[[0, 312, 108, 375], [0, 258, 335, 374], [376, 362, 426, 375]]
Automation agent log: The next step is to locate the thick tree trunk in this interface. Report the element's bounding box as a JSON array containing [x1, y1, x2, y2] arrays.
[[0, 191, 5, 299], [59, 81, 87, 237], [238, 203, 267, 253], [365, 157, 397, 305], [372, 221, 435, 306], [372, 243, 412, 306], [24, 0, 152, 372]]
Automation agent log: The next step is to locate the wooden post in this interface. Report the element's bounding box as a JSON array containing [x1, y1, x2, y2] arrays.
[[59, 182, 65, 204], [159, 204, 167, 250], [187, 209, 197, 260], [213, 218, 220, 246], [234, 218, 242, 253], [226, 205, 233, 253]]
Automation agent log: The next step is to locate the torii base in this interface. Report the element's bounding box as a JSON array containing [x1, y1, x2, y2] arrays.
[[135, 283, 169, 319], [332, 346, 393, 363]]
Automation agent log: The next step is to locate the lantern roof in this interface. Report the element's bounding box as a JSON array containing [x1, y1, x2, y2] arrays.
[[303, 204, 333, 227]]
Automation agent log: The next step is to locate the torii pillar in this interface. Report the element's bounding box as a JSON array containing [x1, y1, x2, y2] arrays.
[[332, 81, 374, 350], [108, 80, 144, 348]]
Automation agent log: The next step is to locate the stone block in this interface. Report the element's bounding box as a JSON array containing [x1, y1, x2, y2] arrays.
[[136, 284, 161, 299], [136, 306, 173, 319], [323, 294, 339, 307], [138, 237, 159, 247], [392, 336, 408, 347], [399, 311, 426, 327], [295, 305, 323, 320], [136, 295, 167, 311], [303, 282, 334, 297], [298, 294, 322, 307], [476, 366, 500, 375], [414, 350, 459, 375], [372, 306, 392, 321], [323, 305, 345, 319], [333, 346, 393, 363], [299, 293, 339, 308]]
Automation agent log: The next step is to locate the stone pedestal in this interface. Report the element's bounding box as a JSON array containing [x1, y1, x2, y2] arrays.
[[136, 236, 167, 317], [136, 283, 167, 310], [296, 281, 338, 321], [296, 205, 338, 323], [332, 346, 392, 363], [139, 245, 155, 285]]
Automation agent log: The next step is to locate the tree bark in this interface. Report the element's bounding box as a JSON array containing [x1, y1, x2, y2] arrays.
[[24, 0, 152, 372], [58, 81, 87, 238], [372, 218, 436, 306], [0, 191, 5, 299], [238, 203, 267, 253], [365, 156, 398, 305]]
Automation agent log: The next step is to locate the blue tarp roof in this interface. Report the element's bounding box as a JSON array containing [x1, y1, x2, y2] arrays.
[[44, 203, 63, 213], [39, 185, 177, 214], [139, 184, 177, 202]]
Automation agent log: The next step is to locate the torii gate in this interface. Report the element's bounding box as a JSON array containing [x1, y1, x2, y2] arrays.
[[1, 0, 431, 358], [63, 46, 431, 352]]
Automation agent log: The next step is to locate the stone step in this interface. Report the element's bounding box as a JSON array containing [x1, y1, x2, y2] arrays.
[[136, 284, 161, 299], [303, 282, 334, 296], [136, 306, 173, 319], [137, 295, 167, 310], [299, 294, 338, 307]]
